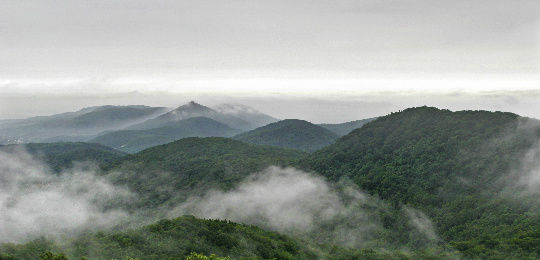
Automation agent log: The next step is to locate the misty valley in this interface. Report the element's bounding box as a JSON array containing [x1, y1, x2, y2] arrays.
[[1, 103, 539, 260]]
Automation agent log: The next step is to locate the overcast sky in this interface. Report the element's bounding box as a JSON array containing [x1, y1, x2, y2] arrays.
[[0, 0, 539, 122]]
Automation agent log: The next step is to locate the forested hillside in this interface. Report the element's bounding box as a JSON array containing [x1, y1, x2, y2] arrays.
[[0, 142, 125, 172], [234, 119, 339, 152], [0, 216, 317, 260], [302, 106, 540, 258], [104, 137, 306, 210]]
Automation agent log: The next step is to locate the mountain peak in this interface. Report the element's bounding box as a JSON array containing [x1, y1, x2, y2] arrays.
[[177, 101, 209, 110]]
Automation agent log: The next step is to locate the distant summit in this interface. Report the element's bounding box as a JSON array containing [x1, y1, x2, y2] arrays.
[[129, 101, 255, 130], [213, 103, 278, 128]]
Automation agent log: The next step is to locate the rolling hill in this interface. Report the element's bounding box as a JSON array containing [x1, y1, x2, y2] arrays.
[[302, 106, 540, 258], [91, 117, 241, 153], [104, 137, 306, 209], [233, 119, 339, 152], [0, 142, 126, 172]]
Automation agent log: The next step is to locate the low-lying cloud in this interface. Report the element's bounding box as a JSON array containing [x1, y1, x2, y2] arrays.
[[0, 150, 133, 243], [170, 166, 438, 247]]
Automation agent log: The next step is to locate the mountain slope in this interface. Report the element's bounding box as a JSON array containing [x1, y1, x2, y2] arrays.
[[0, 142, 126, 172], [318, 117, 376, 136], [0, 106, 166, 144], [213, 103, 278, 128], [234, 119, 339, 152], [104, 137, 306, 209], [91, 117, 241, 153], [0, 216, 317, 260], [129, 101, 253, 131], [302, 106, 540, 258]]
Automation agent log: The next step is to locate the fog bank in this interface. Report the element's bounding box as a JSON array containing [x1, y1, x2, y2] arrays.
[[0, 150, 133, 243]]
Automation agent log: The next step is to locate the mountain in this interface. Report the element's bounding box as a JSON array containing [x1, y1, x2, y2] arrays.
[[233, 119, 339, 152], [104, 137, 305, 210], [213, 103, 278, 128], [302, 106, 540, 258], [0, 142, 125, 172], [91, 117, 241, 153], [0, 106, 167, 144], [0, 216, 317, 260], [129, 101, 253, 131], [318, 117, 376, 136]]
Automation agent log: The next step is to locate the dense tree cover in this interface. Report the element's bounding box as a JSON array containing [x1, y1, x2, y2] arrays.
[[0, 142, 126, 172], [301, 106, 540, 258], [234, 119, 339, 152], [318, 118, 377, 136], [104, 137, 306, 209], [0, 216, 458, 260], [0, 216, 316, 260], [91, 117, 241, 153]]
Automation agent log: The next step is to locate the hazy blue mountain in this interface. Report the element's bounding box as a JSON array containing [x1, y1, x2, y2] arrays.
[[318, 117, 376, 136], [213, 103, 279, 128], [234, 119, 339, 152], [0, 142, 125, 172], [91, 117, 242, 153], [0, 105, 167, 144], [129, 101, 253, 131]]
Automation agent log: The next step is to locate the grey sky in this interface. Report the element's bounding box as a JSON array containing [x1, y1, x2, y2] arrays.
[[0, 0, 539, 121]]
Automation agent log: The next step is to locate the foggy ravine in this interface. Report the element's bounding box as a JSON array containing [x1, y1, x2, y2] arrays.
[[0, 149, 133, 243]]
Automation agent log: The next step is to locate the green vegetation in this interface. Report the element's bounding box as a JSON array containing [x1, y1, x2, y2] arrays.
[[104, 137, 305, 209], [91, 117, 241, 153], [318, 117, 376, 136], [3, 106, 540, 259], [0, 142, 125, 172], [0, 216, 317, 260], [234, 119, 339, 152], [302, 106, 540, 259]]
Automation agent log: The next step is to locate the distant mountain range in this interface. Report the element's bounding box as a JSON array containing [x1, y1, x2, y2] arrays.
[[0, 105, 167, 143], [127, 101, 271, 131], [0, 102, 280, 149], [1, 101, 374, 153], [0, 101, 372, 153]]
